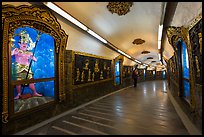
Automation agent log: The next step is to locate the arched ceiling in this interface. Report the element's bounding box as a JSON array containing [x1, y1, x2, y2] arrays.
[[47, 2, 201, 68], [2, 2, 201, 72], [54, 2, 162, 67]]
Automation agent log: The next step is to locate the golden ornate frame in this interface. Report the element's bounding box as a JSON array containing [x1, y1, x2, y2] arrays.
[[114, 55, 124, 86], [2, 5, 68, 123], [71, 51, 113, 89], [166, 13, 202, 111]]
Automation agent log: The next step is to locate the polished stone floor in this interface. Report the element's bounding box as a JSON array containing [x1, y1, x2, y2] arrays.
[[17, 80, 189, 135]]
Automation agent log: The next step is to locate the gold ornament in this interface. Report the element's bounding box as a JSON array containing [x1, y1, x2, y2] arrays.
[[107, 2, 133, 16]]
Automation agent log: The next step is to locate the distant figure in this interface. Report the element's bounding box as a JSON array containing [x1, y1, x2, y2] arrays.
[[132, 65, 139, 87]]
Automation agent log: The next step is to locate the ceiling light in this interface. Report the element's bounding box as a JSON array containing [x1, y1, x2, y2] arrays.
[[135, 60, 141, 64], [117, 49, 131, 59], [158, 40, 161, 50], [87, 29, 107, 44], [43, 2, 88, 31], [158, 24, 163, 41], [158, 53, 161, 60]]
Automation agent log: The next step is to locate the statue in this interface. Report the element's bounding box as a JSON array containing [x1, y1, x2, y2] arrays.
[[88, 69, 92, 81], [195, 56, 200, 78], [92, 72, 95, 81], [100, 71, 104, 79], [103, 62, 107, 70], [94, 59, 100, 73], [11, 30, 42, 99], [107, 67, 110, 78], [83, 59, 89, 70], [81, 70, 85, 82], [198, 32, 202, 55], [76, 68, 80, 81]]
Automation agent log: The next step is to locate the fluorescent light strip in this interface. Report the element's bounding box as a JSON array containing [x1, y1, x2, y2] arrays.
[[135, 60, 141, 64], [43, 2, 88, 31], [158, 40, 161, 50], [117, 49, 131, 59], [158, 24, 163, 41], [160, 61, 162, 64], [44, 2, 136, 63], [158, 53, 161, 60], [87, 29, 107, 44]]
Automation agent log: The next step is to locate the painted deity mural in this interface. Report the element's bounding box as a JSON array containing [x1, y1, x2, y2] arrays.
[[73, 53, 112, 85], [11, 27, 55, 113]]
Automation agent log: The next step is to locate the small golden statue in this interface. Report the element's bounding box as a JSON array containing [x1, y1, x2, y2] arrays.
[[81, 70, 85, 82], [92, 72, 95, 81], [76, 68, 80, 81], [94, 59, 100, 73], [83, 59, 89, 70], [88, 69, 92, 81], [100, 71, 104, 79], [195, 56, 200, 78], [198, 32, 202, 55], [128, 68, 130, 74], [103, 62, 107, 70], [107, 67, 110, 78]]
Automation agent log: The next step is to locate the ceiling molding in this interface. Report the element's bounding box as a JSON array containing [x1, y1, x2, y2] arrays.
[[141, 51, 150, 54], [132, 38, 145, 45], [147, 57, 153, 59]]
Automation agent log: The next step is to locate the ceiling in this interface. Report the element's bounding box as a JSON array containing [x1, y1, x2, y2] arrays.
[[51, 2, 201, 69]]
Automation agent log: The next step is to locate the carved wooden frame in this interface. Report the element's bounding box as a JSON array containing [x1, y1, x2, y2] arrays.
[[2, 4, 68, 123], [71, 51, 113, 89], [166, 13, 202, 112], [114, 55, 124, 86]]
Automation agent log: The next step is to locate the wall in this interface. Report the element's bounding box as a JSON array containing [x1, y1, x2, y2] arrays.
[[1, 2, 135, 134], [167, 16, 202, 132]]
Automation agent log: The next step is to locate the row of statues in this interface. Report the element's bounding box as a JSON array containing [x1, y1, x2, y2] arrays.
[[83, 59, 108, 72], [76, 68, 110, 82]]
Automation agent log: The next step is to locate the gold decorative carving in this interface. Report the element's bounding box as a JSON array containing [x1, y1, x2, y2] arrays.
[[2, 112, 8, 123], [100, 71, 104, 80], [76, 68, 80, 81], [166, 26, 182, 49], [71, 50, 112, 88], [141, 50, 150, 54], [83, 59, 89, 70], [88, 69, 92, 82], [92, 72, 95, 81], [107, 2, 133, 16], [166, 24, 198, 111], [195, 56, 200, 78], [198, 32, 202, 55], [103, 62, 107, 70], [94, 59, 100, 73], [81, 70, 85, 82], [188, 13, 202, 31], [107, 67, 110, 78], [2, 5, 68, 123], [132, 38, 145, 45]]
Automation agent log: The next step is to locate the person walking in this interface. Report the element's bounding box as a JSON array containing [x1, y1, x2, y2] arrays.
[[132, 65, 138, 87]]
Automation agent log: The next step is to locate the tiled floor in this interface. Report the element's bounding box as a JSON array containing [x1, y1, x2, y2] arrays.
[[17, 80, 189, 135]]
